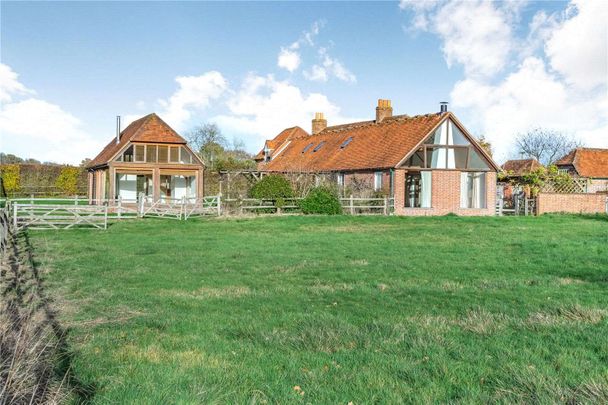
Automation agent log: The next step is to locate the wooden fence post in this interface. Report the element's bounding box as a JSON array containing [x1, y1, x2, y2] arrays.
[[350, 195, 354, 215], [181, 196, 186, 220], [104, 205, 108, 229], [138, 193, 145, 217], [74, 195, 78, 205], [117, 195, 122, 219], [217, 195, 221, 216], [30, 194, 34, 205], [383, 197, 388, 216], [13, 204, 18, 229]]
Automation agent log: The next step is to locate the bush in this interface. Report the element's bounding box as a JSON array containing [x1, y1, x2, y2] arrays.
[[55, 166, 82, 195], [0, 164, 20, 195], [250, 175, 293, 207], [299, 186, 342, 215]]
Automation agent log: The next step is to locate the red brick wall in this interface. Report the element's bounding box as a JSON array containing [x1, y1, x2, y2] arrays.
[[393, 170, 496, 216], [537, 193, 607, 215]]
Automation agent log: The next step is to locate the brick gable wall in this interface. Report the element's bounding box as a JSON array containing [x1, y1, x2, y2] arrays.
[[393, 169, 496, 216]]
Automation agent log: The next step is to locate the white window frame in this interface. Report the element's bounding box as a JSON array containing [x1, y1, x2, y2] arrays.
[[374, 172, 383, 191], [337, 173, 345, 187], [460, 172, 487, 209]]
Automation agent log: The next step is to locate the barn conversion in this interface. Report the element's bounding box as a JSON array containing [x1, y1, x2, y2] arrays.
[[87, 113, 204, 203], [256, 100, 499, 216]]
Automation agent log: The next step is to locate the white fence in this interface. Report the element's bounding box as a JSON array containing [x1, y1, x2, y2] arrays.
[[0, 193, 394, 232], [12, 203, 108, 230], [1, 194, 222, 231]]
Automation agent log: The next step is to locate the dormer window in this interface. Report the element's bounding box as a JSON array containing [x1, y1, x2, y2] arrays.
[[264, 146, 271, 162]]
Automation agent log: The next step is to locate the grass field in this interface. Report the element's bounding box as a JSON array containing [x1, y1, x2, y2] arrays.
[[30, 215, 608, 403]]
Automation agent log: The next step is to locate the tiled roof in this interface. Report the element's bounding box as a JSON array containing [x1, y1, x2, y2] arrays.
[[555, 148, 608, 178], [88, 113, 187, 168], [254, 126, 309, 161], [501, 158, 543, 176], [258, 113, 452, 172]]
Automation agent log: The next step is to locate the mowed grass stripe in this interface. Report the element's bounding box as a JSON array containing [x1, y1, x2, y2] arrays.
[[30, 214, 608, 403]]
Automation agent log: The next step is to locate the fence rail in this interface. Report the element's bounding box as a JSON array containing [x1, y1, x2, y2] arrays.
[[12, 203, 108, 230]]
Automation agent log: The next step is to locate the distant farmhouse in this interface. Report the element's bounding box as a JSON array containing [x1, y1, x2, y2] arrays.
[[87, 113, 204, 203], [256, 100, 500, 216], [555, 148, 608, 193]]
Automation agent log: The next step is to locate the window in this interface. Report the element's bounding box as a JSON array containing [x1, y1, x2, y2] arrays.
[[134, 145, 145, 162], [460, 172, 486, 208], [404, 119, 490, 170], [146, 145, 157, 163], [122, 146, 133, 162], [405, 171, 431, 208], [374, 172, 383, 191], [313, 141, 325, 152], [337, 173, 345, 187], [158, 146, 168, 163], [170, 146, 179, 163], [341, 137, 353, 149], [180, 147, 193, 164], [302, 143, 314, 153]]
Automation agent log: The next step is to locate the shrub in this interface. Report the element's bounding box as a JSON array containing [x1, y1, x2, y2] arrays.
[[0, 164, 20, 195], [55, 166, 82, 195], [299, 186, 342, 215], [250, 175, 293, 207]]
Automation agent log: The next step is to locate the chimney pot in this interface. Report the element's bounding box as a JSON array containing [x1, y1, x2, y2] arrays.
[[376, 99, 393, 123], [440, 102, 448, 113], [312, 112, 327, 135]]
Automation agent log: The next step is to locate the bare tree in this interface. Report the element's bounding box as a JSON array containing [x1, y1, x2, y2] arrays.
[[515, 128, 583, 165], [186, 123, 228, 167]]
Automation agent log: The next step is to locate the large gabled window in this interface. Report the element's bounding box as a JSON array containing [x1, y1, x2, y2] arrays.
[[403, 119, 490, 170]]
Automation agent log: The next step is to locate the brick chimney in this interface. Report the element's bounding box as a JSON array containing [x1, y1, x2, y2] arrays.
[[376, 99, 392, 123], [312, 112, 327, 135]]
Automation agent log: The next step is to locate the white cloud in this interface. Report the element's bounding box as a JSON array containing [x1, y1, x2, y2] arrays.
[[545, 0, 608, 91], [402, 0, 608, 162], [277, 47, 301, 72], [303, 65, 328, 82], [156, 71, 227, 130], [402, 0, 521, 78], [276, 20, 324, 73], [0, 64, 103, 164], [318, 47, 356, 83], [0, 63, 35, 103], [303, 48, 356, 83], [451, 57, 607, 160], [213, 74, 359, 150]]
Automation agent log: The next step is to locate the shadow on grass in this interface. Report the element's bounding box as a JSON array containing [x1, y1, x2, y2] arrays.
[[1, 229, 97, 403], [23, 232, 98, 404]]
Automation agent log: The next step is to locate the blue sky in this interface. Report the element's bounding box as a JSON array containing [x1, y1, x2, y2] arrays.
[[1, 1, 606, 164]]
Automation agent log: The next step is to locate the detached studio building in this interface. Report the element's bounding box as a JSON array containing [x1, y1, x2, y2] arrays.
[[87, 113, 204, 203], [257, 100, 499, 215]]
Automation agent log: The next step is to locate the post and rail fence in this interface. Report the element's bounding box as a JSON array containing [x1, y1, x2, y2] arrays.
[[1, 194, 393, 230]]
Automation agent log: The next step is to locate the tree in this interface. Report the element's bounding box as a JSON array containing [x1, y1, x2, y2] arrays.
[[187, 123, 228, 167], [477, 136, 493, 157], [515, 128, 583, 165], [187, 122, 255, 172], [0, 153, 24, 164]]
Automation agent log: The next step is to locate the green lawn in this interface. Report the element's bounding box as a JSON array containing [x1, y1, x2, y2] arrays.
[[30, 215, 608, 403]]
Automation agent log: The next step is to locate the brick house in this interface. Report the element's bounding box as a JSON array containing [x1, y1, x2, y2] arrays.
[[555, 148, 608, 193], [87, 113, 204, 203], [256, 100, 499, 216]]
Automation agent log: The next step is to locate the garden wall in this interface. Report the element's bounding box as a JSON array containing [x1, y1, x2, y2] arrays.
[[537, 193, 608, 215]]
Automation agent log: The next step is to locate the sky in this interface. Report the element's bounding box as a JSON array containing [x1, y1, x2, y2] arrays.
[[0, 0, 606, 165]]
